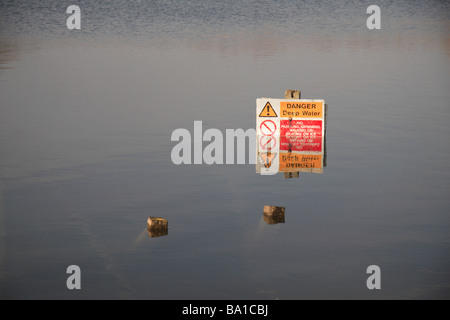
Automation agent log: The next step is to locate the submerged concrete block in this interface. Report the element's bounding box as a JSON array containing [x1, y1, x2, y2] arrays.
[[263, 205, 285, 216], [263, 205, 285, 224], [147, 217, 168, 238]]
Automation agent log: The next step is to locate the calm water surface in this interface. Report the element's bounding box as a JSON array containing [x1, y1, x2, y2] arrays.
[[0, 0, 449, 299]]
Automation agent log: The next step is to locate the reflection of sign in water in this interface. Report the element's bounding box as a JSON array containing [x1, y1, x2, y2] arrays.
[[259, 135, 277, 151], [259, 152, 277, 168], [279, 153, 322, 172], [256, 98, 326, 175]]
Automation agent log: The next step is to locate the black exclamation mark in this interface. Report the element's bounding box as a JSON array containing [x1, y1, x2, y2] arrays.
[[267, 105, 270, 116]]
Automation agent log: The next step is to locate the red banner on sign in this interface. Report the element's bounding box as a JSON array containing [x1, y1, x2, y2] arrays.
[[280, 120, 323, 152]]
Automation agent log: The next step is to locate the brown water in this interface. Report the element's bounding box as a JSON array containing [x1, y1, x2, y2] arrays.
[[0, 0, 449, 299]]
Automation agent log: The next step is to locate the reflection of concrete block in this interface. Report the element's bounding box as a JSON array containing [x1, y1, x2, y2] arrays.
[[147, 217, 168, 238], [147, 228, 168, 238], [263, 214, 285, 225], [263, 205, 285, 224]]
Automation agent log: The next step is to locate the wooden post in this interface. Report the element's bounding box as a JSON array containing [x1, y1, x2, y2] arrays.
[[285, 90, 301, 99], [284, 90, 301, 178], [283, 172, 299, 179]]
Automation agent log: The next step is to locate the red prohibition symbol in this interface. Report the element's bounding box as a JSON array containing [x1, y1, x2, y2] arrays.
[[260, 120, 277, 136]]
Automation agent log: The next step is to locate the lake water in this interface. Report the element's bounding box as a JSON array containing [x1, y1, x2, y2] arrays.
[[0, 0, 449, 299]]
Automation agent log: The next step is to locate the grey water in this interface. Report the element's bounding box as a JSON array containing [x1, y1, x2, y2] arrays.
[[0, 0, 449, 299]]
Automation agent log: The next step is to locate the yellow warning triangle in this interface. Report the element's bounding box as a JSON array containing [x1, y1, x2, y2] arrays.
[[259, 102, 277, 117], [259, 152, 277, 168]]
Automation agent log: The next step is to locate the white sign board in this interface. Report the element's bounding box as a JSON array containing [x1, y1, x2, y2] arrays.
[[256, 98, 326, 175]]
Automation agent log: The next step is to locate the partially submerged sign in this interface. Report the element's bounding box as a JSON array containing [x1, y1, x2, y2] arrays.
[[256, 98, 326, 175]]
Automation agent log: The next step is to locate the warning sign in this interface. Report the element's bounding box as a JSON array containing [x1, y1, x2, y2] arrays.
[[256, 98, 326, 175], [280, 120, 322, 152], [280, 101, 323, 119], [260, 120, 277, 136], [259, 102, 278, 117]]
